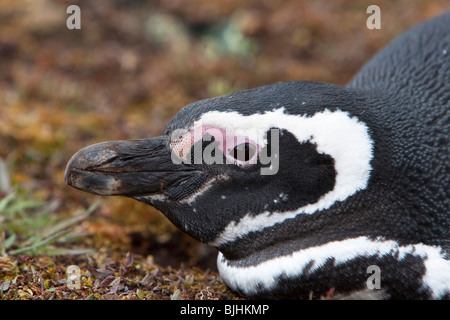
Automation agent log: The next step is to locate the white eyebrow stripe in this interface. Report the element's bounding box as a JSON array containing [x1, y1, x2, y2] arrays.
[[198, 108, 373, 246]]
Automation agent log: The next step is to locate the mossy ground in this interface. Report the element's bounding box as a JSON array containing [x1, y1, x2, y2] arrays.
[[0, 253, 233, 300]]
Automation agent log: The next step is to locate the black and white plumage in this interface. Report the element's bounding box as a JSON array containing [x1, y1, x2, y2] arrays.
[[65, 13, 450, 299]]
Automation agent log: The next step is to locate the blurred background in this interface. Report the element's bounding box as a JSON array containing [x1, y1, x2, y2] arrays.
[[0, 0, 448, 299]]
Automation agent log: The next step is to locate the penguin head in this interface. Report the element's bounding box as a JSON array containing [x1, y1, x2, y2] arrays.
[[65, 81, 374, 254]]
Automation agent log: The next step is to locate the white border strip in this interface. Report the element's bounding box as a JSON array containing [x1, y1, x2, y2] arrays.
[[217, 236, 450, 299]]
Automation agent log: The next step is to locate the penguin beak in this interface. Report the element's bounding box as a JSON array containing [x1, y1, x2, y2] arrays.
[[65, 137, 196, 197]]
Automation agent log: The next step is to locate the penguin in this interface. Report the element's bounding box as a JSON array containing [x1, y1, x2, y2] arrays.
[[65, 13, 450, 299]]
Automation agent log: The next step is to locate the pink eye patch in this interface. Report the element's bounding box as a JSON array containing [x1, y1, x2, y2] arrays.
[[169, 126, 260, 165]]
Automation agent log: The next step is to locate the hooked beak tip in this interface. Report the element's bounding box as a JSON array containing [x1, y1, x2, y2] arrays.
[[63, 137, 185, 197], [64, 141, 120, 193]]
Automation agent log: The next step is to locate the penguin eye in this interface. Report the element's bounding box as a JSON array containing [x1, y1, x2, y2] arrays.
[[230, 142, 256, 162]]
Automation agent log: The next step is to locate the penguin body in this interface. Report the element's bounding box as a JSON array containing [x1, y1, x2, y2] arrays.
[[65, 13, 450, 299]]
